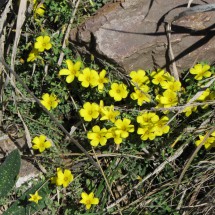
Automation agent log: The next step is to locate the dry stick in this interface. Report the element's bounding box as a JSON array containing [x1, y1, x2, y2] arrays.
[[0, 0, 12, 95], [11, 0, 27, 70], [172, 127, 215, 202], [114, 100, 215, 114], [166, 23, 179, 81], [187, 0, 194, 8], [105, 142, 189, 210], [0, 57, 100, 170], [0, 0, 12, 34], [57, 0, 81, 66]]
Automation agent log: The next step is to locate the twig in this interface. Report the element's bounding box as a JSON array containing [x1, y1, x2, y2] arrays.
[[57, 0, 81, 66], [187, 0, 194, 8], [114, 100, 215, 113], [11, 0, 27, 71], [166, 23, 179, 81], [60, 152, 145, 159]]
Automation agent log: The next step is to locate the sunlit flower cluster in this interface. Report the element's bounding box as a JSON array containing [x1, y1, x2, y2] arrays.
[[87, 118, 134, 146], [130, 70, 151, 105], [137, 112, 170, 140], [58, 62, 109, 91], [150, 69, 180, 108], [24, 35, 214, 212]]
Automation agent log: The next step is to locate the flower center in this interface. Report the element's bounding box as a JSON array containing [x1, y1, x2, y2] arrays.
[[88, 110, 93, 115], [121, 125, 126, 131], [116, 89, 121, 94], [42, 43, 46, 47], [40, 142, 45, 147], [98, 78, 103, 83], [86, 200, 91, 205], [168, 98, 173, 102]]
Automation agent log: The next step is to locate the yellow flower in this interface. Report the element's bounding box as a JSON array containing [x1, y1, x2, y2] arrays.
[[106, 127, 123, 144], [87, 125, 108, 147], [137, 112, 170, 140], [100, 105, 120, 122], [54, 168, 74, 188], [34, 36, 52, 52], [59, 60, 81, 83], [78, 68, 99, 88], [109, 83, 128, 101], [130, 69, 149, 86], [33, 0, 45, 17], [32, 135, 51, 153], [158, 90, 178, 108], [115, 118, 134, 138], [137, 112, 159, 126], [29, 191, 42, 204], [137, 126, 156, 140], [151, 116, 170, 136], [27, 49, 39, 62], [40, 93, 59, 111], [195, 135, 215, 150], [79, 102, 99, 121], [183, 105, 197, 117], [160, 80, 181, 92], [190, 64, 211, 80], [97, 69, 109, 91], [80, 192, 99, 210], [151, 69, 175, 85], [197, 89, 210, 101], [130, 86, 151, 106]]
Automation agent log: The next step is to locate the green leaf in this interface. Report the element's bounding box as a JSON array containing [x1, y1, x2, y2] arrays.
[[0, 149, 21, 199], [3, 181, 51, 215]]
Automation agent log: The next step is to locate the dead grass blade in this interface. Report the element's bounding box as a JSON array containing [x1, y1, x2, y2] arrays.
[[11, 0, 27, 71], [57, 0, 81, 66], [172, 127, 215, 202]]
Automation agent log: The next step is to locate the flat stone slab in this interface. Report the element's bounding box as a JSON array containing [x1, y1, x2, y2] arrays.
[[70, 0, 215, 73]]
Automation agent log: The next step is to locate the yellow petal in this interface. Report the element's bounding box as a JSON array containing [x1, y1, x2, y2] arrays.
[[66, 59, 74, 71], [43, 36, 50, 43], [59, 69, 71, 76]]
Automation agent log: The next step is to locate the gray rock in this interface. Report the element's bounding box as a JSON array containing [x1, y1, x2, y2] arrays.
[[70, 0, 215, 74], [16, 159, 40, 188]]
